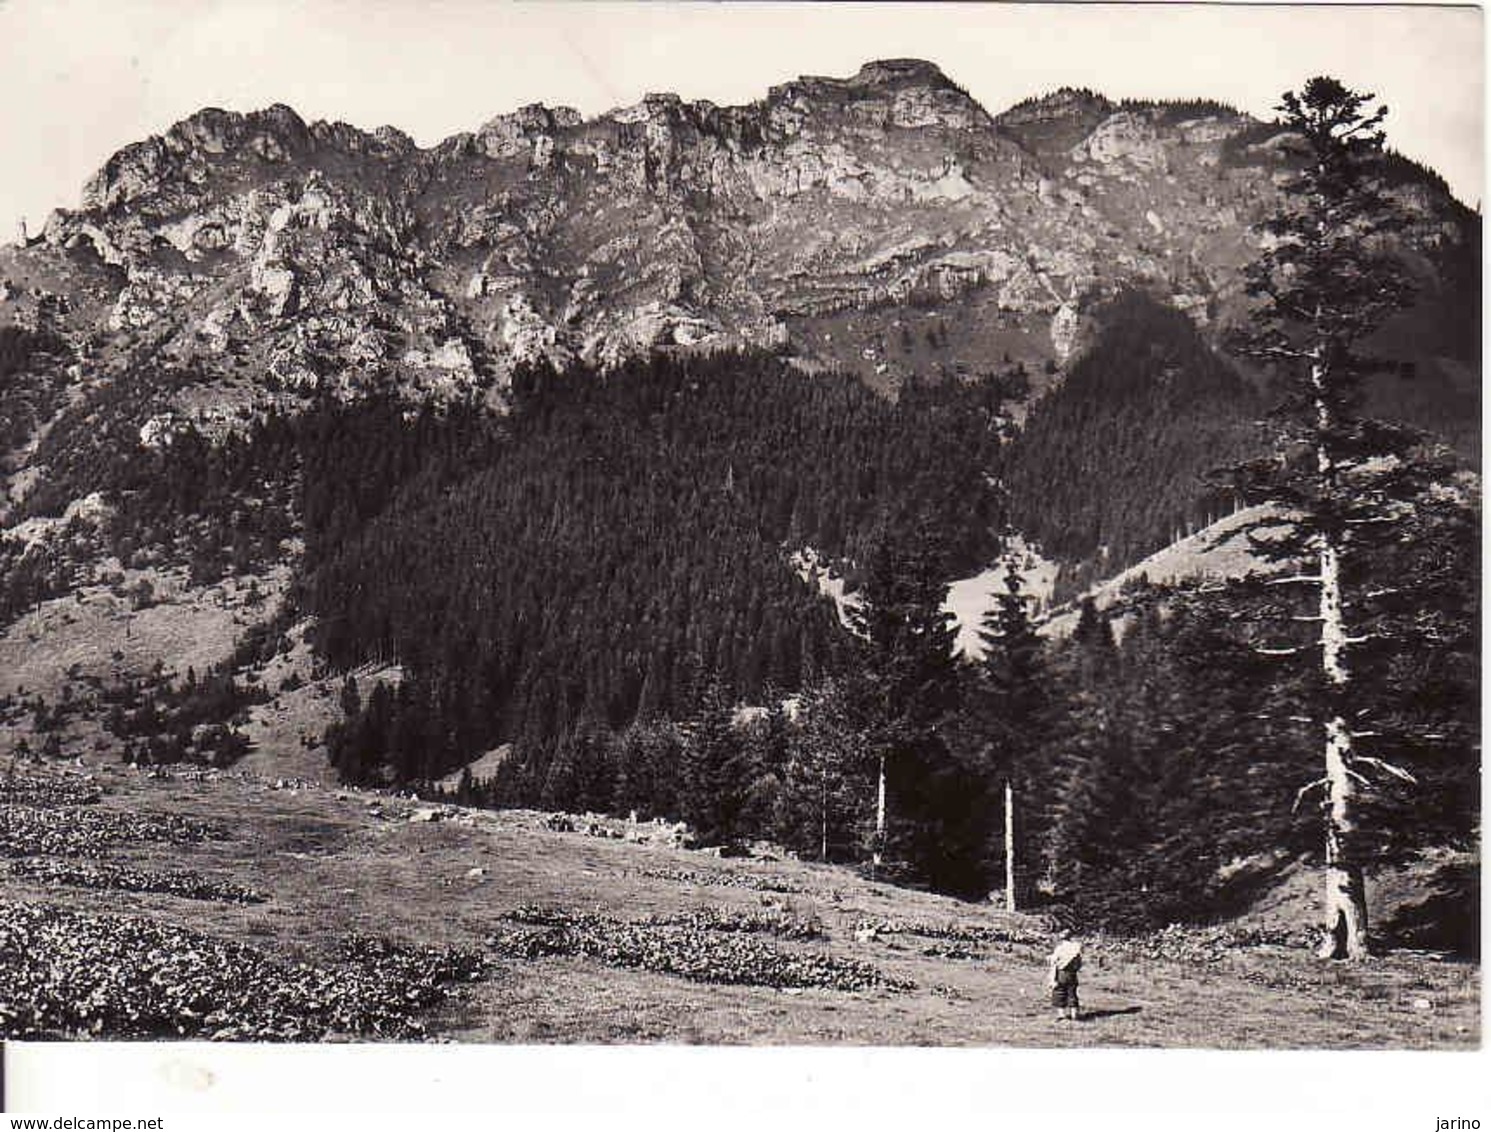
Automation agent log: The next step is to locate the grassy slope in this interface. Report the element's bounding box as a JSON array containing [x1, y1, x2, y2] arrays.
[[0, 562, 290, 707], [233, 622, 401, 785], [1040, 505, 1281, 638], [1, 761, 1477, 1049], [0, 554, 375, 785], [944, 537, 1061, 661]]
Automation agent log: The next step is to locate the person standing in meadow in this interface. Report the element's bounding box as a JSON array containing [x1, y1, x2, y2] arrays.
[[1048, 931, 1083, 1022]]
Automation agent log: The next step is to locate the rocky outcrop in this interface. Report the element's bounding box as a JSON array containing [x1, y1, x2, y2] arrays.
[[0, 58, 1476, 446]]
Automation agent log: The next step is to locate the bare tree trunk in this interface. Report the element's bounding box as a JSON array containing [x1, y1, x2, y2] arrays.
[[1315, 367, 1370, 960], [1320, 712, 1369, 959], [820, 764, 828, 863], [1004, 777, 1016, 913], [873, 751, 886, 871]]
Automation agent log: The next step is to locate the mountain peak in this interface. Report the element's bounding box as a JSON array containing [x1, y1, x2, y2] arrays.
[[159, 104, 312, 156], [994, 87, 1117, 160], [997, 87, 1115, 125], [12, 58, 1473, 459], [765, 58, 989, 132], [850, 58, 955, 89]]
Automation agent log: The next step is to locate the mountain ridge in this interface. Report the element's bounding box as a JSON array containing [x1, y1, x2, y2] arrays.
[[0, 59, 1477, 572], [4, 58, 1474, 445]]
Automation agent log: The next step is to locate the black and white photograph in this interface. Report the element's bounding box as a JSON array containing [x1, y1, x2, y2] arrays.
[[0, 0, 1481, 1108]]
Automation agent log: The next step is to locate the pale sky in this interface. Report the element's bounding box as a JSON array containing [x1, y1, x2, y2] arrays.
[[0, 1, 1483, 236]]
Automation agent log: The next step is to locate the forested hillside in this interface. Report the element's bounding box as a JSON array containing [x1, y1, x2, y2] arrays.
[[4, 316, 1474, 933], [0, 326, 69, 465], [307, 350, 1017, 785], [1005, 292, 1261, 592]]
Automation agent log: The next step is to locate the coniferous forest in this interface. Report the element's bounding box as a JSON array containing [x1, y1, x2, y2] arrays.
[[11, 287, 1472, 934], [305, 352, 1016, 789], [63, 331, 1455, 935], [8, 298, 1475, 937], [1006, 291, 1262, 592]]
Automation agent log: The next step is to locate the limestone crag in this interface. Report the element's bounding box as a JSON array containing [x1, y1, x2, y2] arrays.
[[0, 60, 1476, 451]]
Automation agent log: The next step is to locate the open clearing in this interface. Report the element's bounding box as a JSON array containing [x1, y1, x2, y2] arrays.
[[0, 759, 1477, 1048]]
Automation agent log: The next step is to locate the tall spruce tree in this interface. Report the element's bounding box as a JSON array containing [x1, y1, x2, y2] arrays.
[[845, 521, 960, 874], [679, 682, 751, 848], [775, 681, 869, 862], [1233, 77, 1426, 960], [976, 540, 1048, 910], [1039, 598, 1121, 905]]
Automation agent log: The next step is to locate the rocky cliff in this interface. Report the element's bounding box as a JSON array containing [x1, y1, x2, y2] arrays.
[[0, 59, 1478, 456]]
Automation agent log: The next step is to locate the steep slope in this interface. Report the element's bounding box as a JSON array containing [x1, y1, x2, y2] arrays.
[[1037, 504, 1284, 639], [303, 351, 1013, 783], [1005, 289, 1262, 592]]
